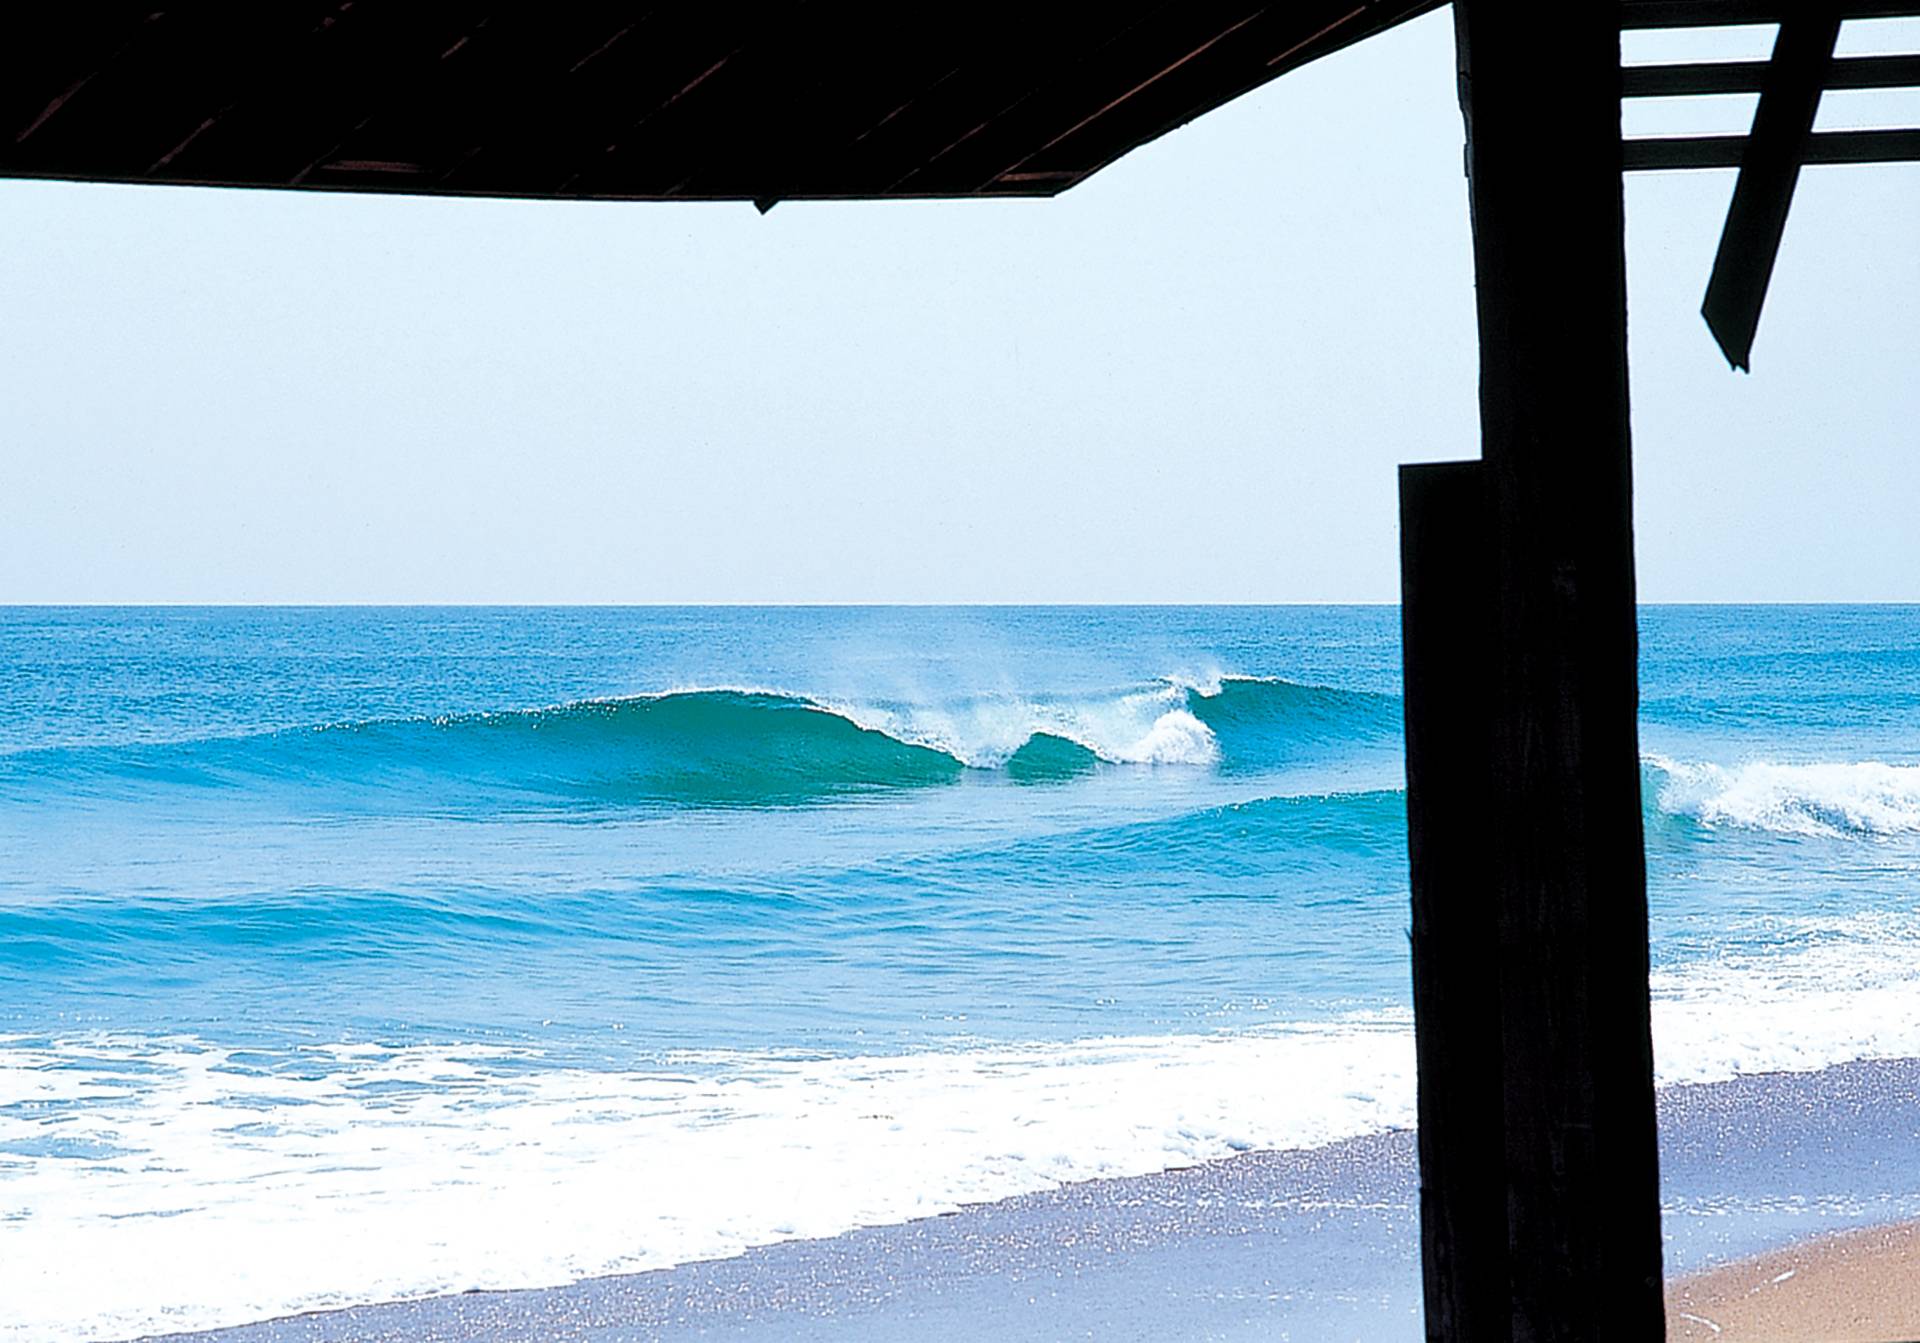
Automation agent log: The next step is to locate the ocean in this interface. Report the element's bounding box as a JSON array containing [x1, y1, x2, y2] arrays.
[[3, 605, 1917, 1341]]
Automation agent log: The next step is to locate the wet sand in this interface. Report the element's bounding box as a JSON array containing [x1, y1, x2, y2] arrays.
[[143, 1058, 1920, 1343], [1669, 1218, 1920, 1343]]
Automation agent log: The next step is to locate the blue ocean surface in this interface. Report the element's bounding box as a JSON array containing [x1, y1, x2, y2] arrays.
[[2, 605, 1918, 1340]]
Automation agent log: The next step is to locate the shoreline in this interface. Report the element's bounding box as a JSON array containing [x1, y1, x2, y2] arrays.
[[147, 1215, 1920, 1343], [136, 1056, 1920, 1343], [1668, 1217, 1920, 1342]]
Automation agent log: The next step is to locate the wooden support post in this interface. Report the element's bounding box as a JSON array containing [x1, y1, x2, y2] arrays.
[[1400, 460, 1508, 1343], [1400, 3, 1667, 1340]]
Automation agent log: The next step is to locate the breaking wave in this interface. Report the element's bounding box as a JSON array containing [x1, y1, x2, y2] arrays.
[[0, 678, 1399, 810], [1645, 754, 1920, 838]]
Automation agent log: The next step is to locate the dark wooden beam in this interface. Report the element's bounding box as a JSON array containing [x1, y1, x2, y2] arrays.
[[1623, 126, 1920, 168], [1623, 0, 1920, 27], [1, 3, 1449, 202], [977, 0, 1448, 193], [1702, 11, 1842, 370], [1623, 52, 1920, 96], [1433, 2, 1665, 1339], [1399, 460, 1509, 1343]]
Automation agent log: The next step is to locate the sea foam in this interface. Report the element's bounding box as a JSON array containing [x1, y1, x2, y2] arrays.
[[827, 683, 1222, 768], [0, 1022, 1414, 1342], [1651, 910, 1920, 1085], [10, 893, 1920, 1343], [7, 895, 1920, 1343], [1648, 755, 1920, 836]]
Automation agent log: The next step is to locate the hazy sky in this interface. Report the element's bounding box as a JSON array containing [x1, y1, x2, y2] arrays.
[[2, 11, 1916, 603]]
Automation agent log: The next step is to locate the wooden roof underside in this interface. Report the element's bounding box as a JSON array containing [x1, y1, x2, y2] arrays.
[[1, 3, 1441, 206]]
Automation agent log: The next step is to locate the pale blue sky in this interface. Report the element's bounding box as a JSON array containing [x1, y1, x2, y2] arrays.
[[2, 11, 1916, 603]]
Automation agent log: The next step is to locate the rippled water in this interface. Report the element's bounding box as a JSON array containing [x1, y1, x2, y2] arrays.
[[2, 605, 1916, 1340]]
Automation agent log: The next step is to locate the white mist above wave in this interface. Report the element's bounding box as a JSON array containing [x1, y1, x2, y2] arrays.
[[827, 681, 1223, 767], [1649, 754, 1920, 837]]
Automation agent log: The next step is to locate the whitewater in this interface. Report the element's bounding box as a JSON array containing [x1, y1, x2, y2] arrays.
[[3, 605, 1918, 1341]]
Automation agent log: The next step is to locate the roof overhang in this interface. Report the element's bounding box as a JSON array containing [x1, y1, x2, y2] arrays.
[[2, 3, 1440, 207]]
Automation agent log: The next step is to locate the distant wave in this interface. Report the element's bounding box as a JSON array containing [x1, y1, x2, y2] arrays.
[[0, 678, 1401, 810], [10, 690, 963, 809], [35, 678, 1913, 834], [1645, 754, 1920, 837]]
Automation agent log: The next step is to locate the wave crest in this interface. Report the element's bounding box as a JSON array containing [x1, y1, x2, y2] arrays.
[[1647, 754, 1920, 837], [832, 687, 1221, 769], [2, 676, 1400, 811]]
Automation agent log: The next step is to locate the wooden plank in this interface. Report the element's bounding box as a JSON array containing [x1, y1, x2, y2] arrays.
[[977, 0, 1447, 193], [1450, 2, 1665, 1339], [1702, 11, 1842, 370], [1623, 53, 1920, 97], [1623, 0, 1920, 27], [1399, 460, 1509, 1343], [1623, 126, 1920, 169]]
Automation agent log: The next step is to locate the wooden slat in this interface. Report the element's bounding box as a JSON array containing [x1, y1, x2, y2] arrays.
[[1623, 126, 1920, 168], [1623, 0, 1920, 28], [294, 15, 633, 193], [2, 8, 168, 149], [1623, 52, 1920, 96], [670, 9, 1007, 204], [887, 5, 1266, 195], [449, 15, 752, 199], [979, 0, 1440, 192]]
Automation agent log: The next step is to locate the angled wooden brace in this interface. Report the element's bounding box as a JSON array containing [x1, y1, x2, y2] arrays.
[[1701, 10, 1842, 370]]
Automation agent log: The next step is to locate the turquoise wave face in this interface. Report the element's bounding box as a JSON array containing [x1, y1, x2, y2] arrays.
[[1002, 731, 1103, 781], [0, 691, 964, 810], [0, 678, 1403, 813], [3, 604, 1918, 1059], [8, 668, 1917, 849], [1186, 677, 1401, 772]]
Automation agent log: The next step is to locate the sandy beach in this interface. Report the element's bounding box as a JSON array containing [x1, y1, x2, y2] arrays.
[[1669, 1218, 1920, 1343], [137, 1057, 1920, 1343]]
